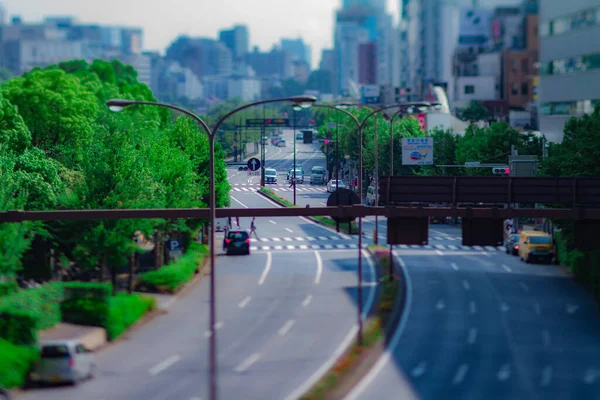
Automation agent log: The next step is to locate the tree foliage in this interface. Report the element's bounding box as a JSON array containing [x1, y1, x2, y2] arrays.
[[540, 104, 600, 177], [461, 101, 489, 122], [0, 59, 230, 277]]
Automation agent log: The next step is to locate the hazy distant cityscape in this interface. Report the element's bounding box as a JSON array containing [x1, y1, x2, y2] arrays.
[[0, 0, 597, 141]]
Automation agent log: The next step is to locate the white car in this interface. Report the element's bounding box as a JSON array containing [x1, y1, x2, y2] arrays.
[[31, 340, 96, 385], [265, 168, 278, 184], [327, 180, 346, 192]]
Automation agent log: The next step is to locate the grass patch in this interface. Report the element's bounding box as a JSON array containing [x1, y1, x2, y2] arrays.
[[137, 242, 208, 294], [259, 187, 359, 235], [0, 338, 39, 389], [300, 248, 399, 400]]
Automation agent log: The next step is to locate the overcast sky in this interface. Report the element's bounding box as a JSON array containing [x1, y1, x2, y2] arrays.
[[2, 0, 403, 68]]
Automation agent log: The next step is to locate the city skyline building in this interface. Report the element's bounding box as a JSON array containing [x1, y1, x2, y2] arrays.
[[538, 0, 600, 142]]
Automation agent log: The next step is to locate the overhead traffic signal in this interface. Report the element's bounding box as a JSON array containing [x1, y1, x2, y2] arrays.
[[492, 167, 510, 175]]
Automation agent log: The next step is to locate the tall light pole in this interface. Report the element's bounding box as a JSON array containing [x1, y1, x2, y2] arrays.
[[106, 95, 316, 400], [292, 105, 301, 205]]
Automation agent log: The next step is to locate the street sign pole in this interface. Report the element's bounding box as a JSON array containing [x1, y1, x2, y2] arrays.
[[293, 109, 297, 205], [260, 123, 265, 187]]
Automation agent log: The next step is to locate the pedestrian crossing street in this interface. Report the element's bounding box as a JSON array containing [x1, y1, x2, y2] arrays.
[[231, 183, 327, 193], [246, 235, 507, 253], [250, 235, 352, 242]]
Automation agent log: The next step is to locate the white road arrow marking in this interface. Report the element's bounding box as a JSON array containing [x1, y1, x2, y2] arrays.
[[470, 301, 477, 314], [583, 369, 600, 384], [566, 304, 579, 314], [411, 361, 427, 378], [541, 366, 553, 387], [497, 364, 511, 381]]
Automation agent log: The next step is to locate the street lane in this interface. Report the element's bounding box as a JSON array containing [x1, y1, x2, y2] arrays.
[[347, 235, 600, 400], [20, 141, 377, 400]]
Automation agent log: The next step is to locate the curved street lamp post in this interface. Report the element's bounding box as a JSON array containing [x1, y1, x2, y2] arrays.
[[106, 95, 316, 400]]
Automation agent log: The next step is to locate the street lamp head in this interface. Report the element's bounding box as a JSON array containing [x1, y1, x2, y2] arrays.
[[292, 105, 303, 112], [106, 99, 135, 112], [417, 106, 429, 112], [290, 95, 317, 109]]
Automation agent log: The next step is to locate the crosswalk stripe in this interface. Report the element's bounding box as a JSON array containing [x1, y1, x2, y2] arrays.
[[283, 237, 293, 241], [294, 237, 305, 241]]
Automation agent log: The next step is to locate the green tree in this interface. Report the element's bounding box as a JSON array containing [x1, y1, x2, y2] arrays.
[[2, 68, 99, 167], [540, 105, 600, 177], [461, 101, 489, 122]]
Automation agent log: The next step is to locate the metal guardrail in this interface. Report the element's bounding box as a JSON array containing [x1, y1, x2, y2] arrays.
[[380, 176, 600, 206]]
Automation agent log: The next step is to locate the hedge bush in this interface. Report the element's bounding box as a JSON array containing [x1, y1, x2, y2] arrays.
[[106, 293, 155, 340], [0, 281, 18, 298], [137, 242, 207, 293], [0, 283, 63, 345], [0, 339, 39, 389], [61, 283, 112, 327]]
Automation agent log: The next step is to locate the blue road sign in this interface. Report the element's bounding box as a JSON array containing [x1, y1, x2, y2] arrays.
[[168, 240, 181, 251], [247, 158, 261, 171]]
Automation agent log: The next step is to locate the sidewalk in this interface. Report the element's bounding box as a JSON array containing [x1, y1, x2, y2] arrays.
[[39, 323, 107, 351]]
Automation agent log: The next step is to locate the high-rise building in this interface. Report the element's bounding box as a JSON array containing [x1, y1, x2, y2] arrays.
[[538, 0, 600, 142], [218, 25, 249, 60], [344, 0, 386, 11], [401, 0, 462, 100], [319, 49, 335, 73], [334, 2, 393, 96], [165, 37, 233, 79], [245, 46, 293, 80], [281, 38, 311, 67]]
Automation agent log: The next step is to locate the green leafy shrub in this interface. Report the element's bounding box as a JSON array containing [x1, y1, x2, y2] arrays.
[[0, 339, 39, 389], [0, 281, 18, 298], [63, 282, 111, 301], [106, 293, 155, 340], [137, 242, 207, 293], [0, 283, 63, 345], [60, 282, 112, 327]]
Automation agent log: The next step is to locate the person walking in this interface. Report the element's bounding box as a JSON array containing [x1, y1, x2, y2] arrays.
[[235, 216, 240, 228], [289, 176, 296, 189], [250, 217, 259, 239]]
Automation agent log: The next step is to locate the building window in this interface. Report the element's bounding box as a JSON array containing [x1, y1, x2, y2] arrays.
[[521, 82, 528, 95], [512, 59, 518, 72], [512, 83, 518, 96], [540, 21, 550, 37], [522, 59, 529, 74], [464, 85, 475, 94], [542, 52, 600, 75], [540, 99, 600, 115], [542, 5, 600, 37]]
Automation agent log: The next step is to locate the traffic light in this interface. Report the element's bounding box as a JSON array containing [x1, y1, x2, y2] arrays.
[[324, 139, 330, 144], [492, 167, 510, 175], [311, 119, 315, 124]]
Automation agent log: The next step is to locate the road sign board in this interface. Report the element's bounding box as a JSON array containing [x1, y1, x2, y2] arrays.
[[247, 158, 261, 171], [245, 118, 290, 128], [327, 122, 337, 129], [168, 240, 181, 251], [401, 137, 433, 165], [326, 188, 360, 223]]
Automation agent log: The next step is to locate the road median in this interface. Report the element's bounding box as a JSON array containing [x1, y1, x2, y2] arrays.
[[257, 187, 359, 235], [298, 245, 406, 400]]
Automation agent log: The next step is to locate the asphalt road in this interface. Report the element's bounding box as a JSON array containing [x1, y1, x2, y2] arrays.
[[347, 223, 600, 400], [20, 133, 378, 400]]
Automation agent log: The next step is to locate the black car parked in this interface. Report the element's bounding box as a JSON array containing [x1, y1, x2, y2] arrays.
[[225, 230, 251, 255]]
